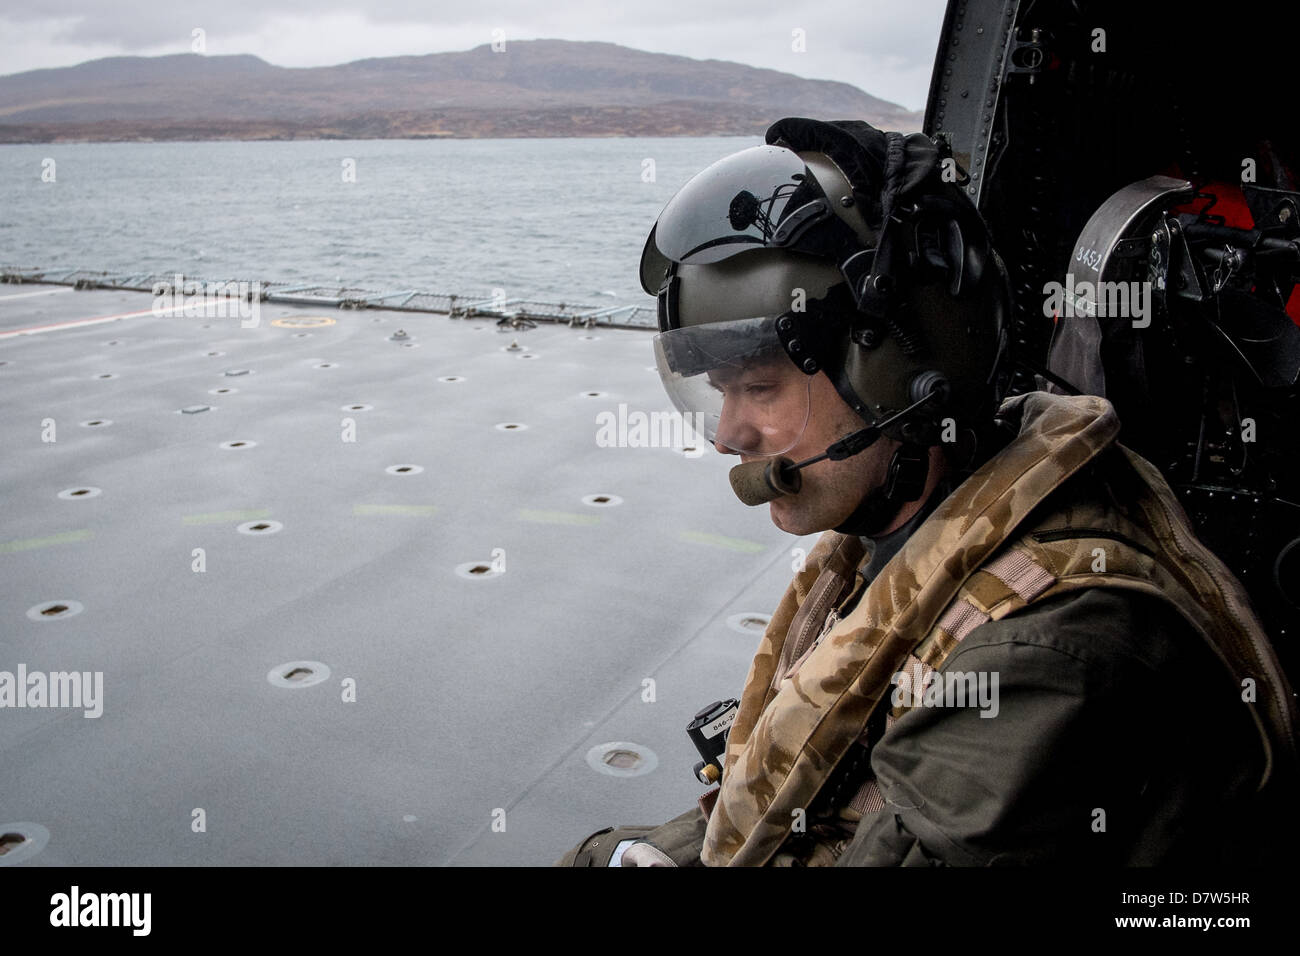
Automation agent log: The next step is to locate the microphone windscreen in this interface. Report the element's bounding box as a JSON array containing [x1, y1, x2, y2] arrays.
[[729, 458, 800, 506]]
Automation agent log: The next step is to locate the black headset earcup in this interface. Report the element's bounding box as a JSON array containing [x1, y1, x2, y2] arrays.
[[913, 199, 987, 300], [943, 217, 969, 297], [946, 205, 996, 300], [957, 210, 993, 299]]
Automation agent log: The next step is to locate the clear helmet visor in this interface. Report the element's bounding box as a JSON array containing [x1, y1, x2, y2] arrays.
[[653, 316, 812, 457]]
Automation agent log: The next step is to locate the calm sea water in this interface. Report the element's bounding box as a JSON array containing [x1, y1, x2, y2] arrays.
[[0, 136, 761, 304]]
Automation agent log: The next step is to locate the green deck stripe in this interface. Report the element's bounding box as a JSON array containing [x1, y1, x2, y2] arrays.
[[0, 529, 93, 553], [678, 530, 766, 553], [517, 508, 600, 526]]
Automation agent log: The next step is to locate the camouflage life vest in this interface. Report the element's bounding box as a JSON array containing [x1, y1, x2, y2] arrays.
[[700, 390, 1297, 867]]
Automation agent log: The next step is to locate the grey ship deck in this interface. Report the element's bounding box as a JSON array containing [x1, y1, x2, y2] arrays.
[[0, 281, 813, 866]]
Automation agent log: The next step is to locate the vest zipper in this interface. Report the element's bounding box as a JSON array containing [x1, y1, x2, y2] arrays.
[[783, 606, 843, 682], [814, 608, 841, 649]]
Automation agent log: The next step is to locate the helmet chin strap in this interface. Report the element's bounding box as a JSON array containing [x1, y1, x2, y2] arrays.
[[832, 443, 931, 536]]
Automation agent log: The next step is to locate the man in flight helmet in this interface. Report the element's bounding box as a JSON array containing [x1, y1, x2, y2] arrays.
[[555, 117, 1295, 867], [653, 118, 1021, 535]]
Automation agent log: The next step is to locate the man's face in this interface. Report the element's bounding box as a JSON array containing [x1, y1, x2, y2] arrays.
[[710, 358, 898, 536]]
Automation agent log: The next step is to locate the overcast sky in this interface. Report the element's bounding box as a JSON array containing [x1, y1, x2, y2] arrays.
[[0, 0, 949, 111]]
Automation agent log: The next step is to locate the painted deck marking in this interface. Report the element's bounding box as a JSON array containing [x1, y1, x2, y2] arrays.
[[678, 530, 766, 553], [0, 288, 75, 302], [0, 529, 93, 553], [0, 300, 239, 339], [517, 509, 601, 526]]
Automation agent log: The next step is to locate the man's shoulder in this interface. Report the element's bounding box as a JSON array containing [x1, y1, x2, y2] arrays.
[[947, 586, 1229, 694]]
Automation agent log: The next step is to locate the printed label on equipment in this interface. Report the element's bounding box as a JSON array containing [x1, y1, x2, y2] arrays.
[[702, 709, 736, 739]]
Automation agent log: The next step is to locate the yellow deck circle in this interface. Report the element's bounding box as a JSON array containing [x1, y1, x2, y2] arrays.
[[271, 316, 336, 328]]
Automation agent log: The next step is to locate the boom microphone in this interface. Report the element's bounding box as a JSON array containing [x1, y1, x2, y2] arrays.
[[729, 456, 803, 505], [728, 423, 883, 505]]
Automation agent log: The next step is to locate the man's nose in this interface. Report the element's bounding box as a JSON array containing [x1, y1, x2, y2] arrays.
[[713, 393, 760, 455]]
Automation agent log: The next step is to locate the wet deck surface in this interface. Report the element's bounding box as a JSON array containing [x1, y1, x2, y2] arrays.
[[0, 283, 812, 866]]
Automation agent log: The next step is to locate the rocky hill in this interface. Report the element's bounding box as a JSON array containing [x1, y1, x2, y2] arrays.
[[0, 39, 922, 141]]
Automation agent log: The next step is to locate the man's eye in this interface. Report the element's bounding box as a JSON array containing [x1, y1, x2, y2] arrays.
[[709, 380, 775, 397]]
